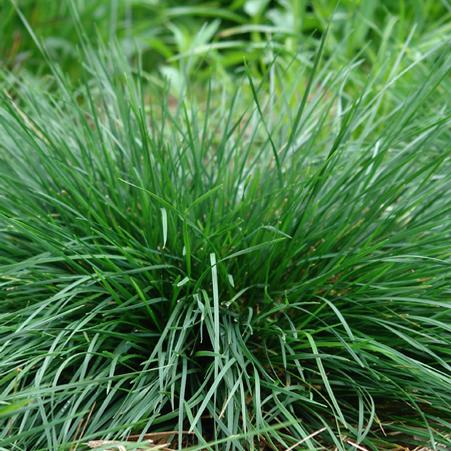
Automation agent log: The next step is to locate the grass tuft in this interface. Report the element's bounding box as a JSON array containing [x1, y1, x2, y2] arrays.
[[0, 14, 450, 451]]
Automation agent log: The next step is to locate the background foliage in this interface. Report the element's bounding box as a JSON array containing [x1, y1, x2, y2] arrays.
[[1, 0, 450, 76]]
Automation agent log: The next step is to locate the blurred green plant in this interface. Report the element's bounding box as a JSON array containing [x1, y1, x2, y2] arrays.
[[1, 0, 450, 79]]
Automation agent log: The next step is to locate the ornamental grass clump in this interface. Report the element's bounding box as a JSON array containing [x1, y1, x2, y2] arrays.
[[0, 34, 450, 450]]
